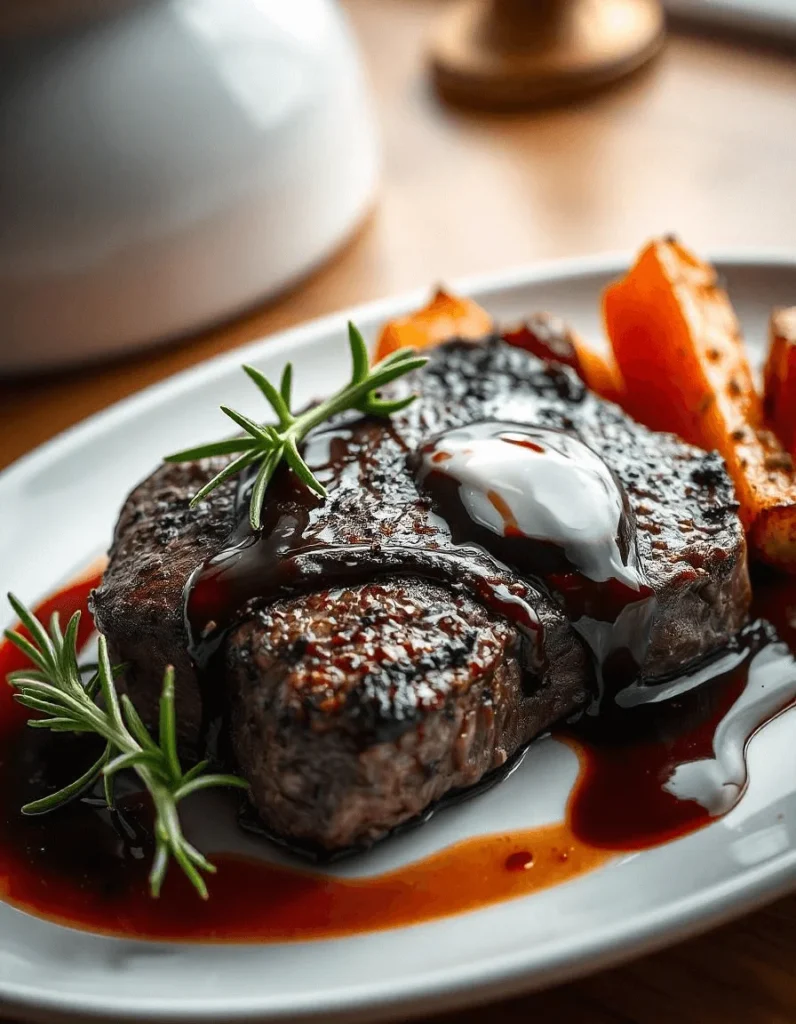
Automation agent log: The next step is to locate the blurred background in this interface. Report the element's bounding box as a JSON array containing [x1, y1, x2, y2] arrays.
[[1, 5, 796, 1020], [1, 0, 795, 457]]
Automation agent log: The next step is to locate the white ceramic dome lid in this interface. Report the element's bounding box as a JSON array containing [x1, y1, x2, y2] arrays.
[[0, 0, 379, 371]]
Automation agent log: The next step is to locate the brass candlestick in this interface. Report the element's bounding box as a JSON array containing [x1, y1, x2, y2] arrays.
[[431, 0, 666, 108]]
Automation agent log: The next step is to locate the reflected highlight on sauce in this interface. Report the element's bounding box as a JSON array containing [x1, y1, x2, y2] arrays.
[[0, 570, 794, 941]]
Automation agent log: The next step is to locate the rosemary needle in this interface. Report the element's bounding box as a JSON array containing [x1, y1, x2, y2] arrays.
[[4, 594, 248, 899], [165, 322, 428, 529], [2, 328, 426, 899]]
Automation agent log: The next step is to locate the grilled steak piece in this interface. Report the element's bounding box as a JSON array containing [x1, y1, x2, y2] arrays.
[[92, 337, 751, 851], [91, 458, 237, 749], [227, 580, 583, 851]]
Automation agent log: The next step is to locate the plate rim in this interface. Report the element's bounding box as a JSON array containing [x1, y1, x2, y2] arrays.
[[4, 247, 796, 489], [2, 248, 796, 1024]]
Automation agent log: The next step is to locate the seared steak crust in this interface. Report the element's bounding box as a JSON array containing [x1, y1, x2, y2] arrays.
[[92, 337, 750, 850], [228, 580, 581, 850]]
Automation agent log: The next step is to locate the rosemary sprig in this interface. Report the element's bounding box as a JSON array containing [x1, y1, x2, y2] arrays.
[[4, 594, 248, 899], [165, 322, 428, 530]]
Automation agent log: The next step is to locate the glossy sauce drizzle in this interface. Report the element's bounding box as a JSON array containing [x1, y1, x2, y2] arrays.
[[186, 418, 551, 684], [566, 616, 796, 848], [0, 571, 794, 940], [416, 422, 656, 704], [187, 421, 655, 714]]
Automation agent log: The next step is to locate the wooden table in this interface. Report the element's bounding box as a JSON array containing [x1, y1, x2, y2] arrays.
[[2, 2, 796, 1020]]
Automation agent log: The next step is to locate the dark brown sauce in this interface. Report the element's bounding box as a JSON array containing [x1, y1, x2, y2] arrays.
[[0, 574, 607, 938], [1, 569, 795, 940], [185, 421, 549, 679], [416, 422, 656, 707], [566, 616, 796, 848], [187, 421, 654, 719]]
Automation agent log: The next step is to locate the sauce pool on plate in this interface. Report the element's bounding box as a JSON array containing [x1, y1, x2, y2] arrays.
[[1, 568, 795, 940]]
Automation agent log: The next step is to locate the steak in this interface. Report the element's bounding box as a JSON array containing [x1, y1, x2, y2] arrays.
[[92, 337, 751, 851]]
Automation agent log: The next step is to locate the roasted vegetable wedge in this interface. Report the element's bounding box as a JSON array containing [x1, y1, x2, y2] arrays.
[[764, 307, 796, 456], [374, 288, 493, 362], [603, 238, 796, 570], [503, 312, 625, 404]]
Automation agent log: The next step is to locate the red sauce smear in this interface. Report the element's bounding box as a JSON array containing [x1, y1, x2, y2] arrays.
[[0, 827, 605, 943], [0, 569, 793, 941], [565, 574, 796, 850], [0, 571, 606, 941], [565, 655, 752, 848]]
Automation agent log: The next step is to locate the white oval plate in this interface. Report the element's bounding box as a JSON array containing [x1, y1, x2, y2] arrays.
[[2, 253, 796, 1024]]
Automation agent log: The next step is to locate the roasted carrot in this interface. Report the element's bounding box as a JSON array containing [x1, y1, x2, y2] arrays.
[[764, 307, 796, 455], [603, 238, 796, 570], [374, 288, 493, 362]]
